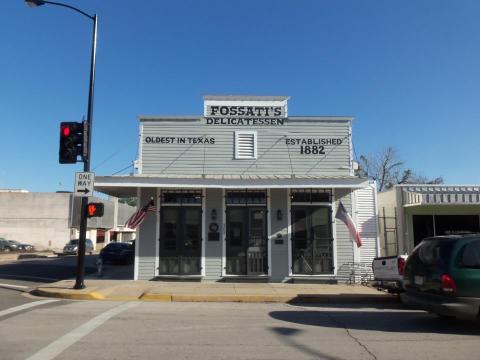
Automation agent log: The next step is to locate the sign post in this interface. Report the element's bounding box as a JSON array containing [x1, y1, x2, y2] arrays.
[[73, 171, 95, 290]]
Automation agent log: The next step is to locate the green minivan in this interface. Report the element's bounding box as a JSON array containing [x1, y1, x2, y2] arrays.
[[401, 235, 480, 319]]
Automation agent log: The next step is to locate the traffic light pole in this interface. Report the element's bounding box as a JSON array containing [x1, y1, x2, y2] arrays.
[[74, 13, 97, 290], [26, 1, 98, 290]]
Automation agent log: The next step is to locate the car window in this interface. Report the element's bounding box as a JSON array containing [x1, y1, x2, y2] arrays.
[[106, 243, 130, 249], [69, 240, 79, 245], [415, 239, 455, 268], [460, 240, 480, 268]]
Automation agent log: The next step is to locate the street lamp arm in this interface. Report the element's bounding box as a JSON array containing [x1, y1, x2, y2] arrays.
[[26, 0, 98, 290], [26, 0, 95, 20]]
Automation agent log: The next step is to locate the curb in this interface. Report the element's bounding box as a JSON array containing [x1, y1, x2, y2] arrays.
[[33, 288, 398, 304], [34, 289, 106, 301]]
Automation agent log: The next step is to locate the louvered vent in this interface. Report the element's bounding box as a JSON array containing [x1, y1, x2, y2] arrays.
[[235, 131, 257, 159]]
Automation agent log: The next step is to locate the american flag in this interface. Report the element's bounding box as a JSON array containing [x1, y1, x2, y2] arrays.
[[335, 201, 363, 248], [125, 199, 156, 229]]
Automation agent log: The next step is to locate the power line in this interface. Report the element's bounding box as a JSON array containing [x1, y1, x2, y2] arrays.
[[111, 163, 133, 175], [91, 140, 136, 171]]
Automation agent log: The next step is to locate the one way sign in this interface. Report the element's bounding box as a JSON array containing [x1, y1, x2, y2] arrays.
[[74, 172, 95, 197]]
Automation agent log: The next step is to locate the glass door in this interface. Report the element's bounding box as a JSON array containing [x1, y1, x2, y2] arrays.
[[159, 207, 202, 275], [291, 206, 333, 275], [226, 207, 267, 275]]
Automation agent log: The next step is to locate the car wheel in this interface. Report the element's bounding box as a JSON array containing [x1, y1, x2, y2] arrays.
[[3, 247, 10, 253]]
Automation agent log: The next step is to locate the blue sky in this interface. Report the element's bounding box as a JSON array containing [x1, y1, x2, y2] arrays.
[[1, 0, 479, 192]]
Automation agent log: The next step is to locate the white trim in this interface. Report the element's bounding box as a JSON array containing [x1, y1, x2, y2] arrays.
[[351, 190, 360, 264], [267, 188, 272, 277], [133, 187, 140, 280], [287, 188, 292, 276], [137, 124, 143, 174], [201, 188, 206, 277], [155, 187, 160, 277], [373, 182, 381, 257], [96, 176, 368, 191], [332, 191, 338, 276], [222, 188, 226, 277], [349, 119, 354, 176], [291, 202, 332, 206], [234, 131, 257, 159]]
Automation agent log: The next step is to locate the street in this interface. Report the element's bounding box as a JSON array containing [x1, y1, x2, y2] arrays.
[[0, 291, 479, 360], [0, 256, 479, 360], [0, 254, 132, 284]]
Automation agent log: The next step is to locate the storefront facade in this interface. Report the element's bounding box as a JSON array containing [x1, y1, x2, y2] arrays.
[[378, 185, 480, 256], [96, 96, 374, 281]]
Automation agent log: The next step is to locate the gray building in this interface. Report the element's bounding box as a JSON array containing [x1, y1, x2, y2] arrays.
[[0, 190, 135, 251], [96, 96, 375, 282]]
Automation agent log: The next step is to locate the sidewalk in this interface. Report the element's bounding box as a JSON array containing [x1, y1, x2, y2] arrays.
[[34, 280, 397, 304]]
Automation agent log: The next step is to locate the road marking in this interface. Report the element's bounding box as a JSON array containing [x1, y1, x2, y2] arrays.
[[0, 283, 30, 291], [25, 301, 140, 360], [0, 299, 59, 318]]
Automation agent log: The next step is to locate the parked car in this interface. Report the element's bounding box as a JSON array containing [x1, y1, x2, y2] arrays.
[[401, 235, 480, 319], [62, 239, 94, 255], [99, 242, 134, 264], [372, 255, 408, 293], [0, 238, 15, 252], [7, 240, 35, 252]]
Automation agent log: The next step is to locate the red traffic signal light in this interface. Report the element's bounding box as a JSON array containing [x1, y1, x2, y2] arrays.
[[87, 202, 104, 218], [59, 122, 85, 164]]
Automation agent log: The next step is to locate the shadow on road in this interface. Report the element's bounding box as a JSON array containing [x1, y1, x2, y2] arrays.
[[0, 255, 98, 283], [269, 327, 344, 360], [269, 309, 480, 336]]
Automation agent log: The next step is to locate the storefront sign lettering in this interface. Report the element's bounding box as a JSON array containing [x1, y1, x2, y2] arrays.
[[286, 138, 343, 155], [145, 136, 215, 144], [205, 117, 285, 126], [205, 105, 286, 118]]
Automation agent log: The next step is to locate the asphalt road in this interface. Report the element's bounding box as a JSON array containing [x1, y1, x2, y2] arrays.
[[0, 255, 99, 283], [1, 299, 479, 360], [0, 254, 133, 285]]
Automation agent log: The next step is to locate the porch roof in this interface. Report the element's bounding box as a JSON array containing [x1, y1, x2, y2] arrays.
[[94, 174, 369, 198]]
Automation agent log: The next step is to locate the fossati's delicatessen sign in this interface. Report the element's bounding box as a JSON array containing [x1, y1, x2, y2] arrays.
[[204, 104, 287, 126]]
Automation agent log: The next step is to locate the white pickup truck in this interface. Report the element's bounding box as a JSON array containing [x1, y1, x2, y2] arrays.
[[372, 255, 408, 293]]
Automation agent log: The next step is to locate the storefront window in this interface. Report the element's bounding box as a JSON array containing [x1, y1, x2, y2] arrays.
[[291, 189, 332, 203], [161, 190, 202, 205], [225, 190, 267, 205]]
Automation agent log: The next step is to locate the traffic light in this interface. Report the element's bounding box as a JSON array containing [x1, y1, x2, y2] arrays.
[[59, 122, 84, 164], [87, 202, 104, 218]]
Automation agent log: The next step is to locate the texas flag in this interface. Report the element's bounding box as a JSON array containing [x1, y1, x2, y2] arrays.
[[335, 201, 363, 248]]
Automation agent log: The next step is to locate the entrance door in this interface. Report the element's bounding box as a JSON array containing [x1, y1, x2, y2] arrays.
[[291, 206, 333, 275], [159, 207, 202, 275], [226, 207, 267, 275]]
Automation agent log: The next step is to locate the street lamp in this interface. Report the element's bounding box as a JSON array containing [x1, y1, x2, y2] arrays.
[[26, 0, 98, 290]]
